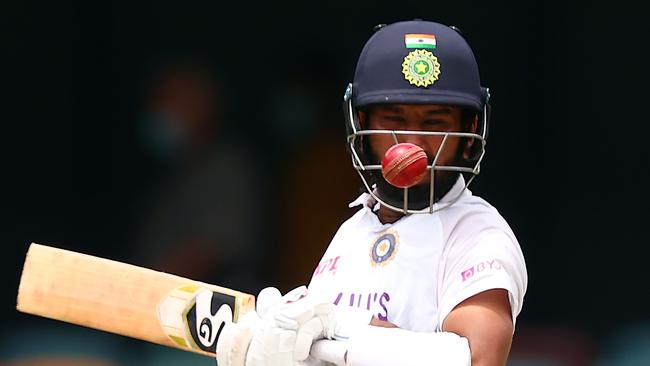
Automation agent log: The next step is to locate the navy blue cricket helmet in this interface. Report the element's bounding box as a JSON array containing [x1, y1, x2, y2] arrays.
[[343, 19, 491, 213]]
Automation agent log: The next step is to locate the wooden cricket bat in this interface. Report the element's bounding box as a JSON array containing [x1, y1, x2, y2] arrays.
[[16, 243, 346, 365]]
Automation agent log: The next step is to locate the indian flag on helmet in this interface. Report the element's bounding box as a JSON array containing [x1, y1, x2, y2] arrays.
[[404, 34, 436, 49]]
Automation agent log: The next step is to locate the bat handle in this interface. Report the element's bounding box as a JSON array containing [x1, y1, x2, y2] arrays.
[[310, 339, 347, 365]]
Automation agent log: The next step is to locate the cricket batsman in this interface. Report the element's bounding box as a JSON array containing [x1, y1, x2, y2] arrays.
[[215, 19, 528, 366]]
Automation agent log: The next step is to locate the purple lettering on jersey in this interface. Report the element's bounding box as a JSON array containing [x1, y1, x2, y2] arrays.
[[477, 262, 485, 272], [312, 256, 341, 279], [323, 258, 333, 272], [378, 292, 390, 321], [487, 259, 502, 270], [461, 267, 475, 281], [330, 256, 340, 275], [333, 292, 342, 305], [461, 259, 504, 282], [332, 291, 391, 321]]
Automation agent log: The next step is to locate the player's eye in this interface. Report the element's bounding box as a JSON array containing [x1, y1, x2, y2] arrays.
[[422, 119, 450, 130], [423, 119, 444, 125], [381, 115, 406, 125]]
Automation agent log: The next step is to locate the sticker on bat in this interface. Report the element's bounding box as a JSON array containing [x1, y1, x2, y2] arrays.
[[186, 289, 235, 352], [157, 284, 237, 354]]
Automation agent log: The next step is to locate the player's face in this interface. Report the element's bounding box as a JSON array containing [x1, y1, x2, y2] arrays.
[[360, 104, 472, 185]]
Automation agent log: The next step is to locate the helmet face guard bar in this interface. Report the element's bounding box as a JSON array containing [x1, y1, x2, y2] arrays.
[[343, 84, 490, 214]]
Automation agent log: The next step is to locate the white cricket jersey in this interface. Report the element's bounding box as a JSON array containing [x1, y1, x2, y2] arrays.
[[308, 176, 527, 333]]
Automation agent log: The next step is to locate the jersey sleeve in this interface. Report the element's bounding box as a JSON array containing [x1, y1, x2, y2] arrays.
[[437, 229, 527, 332]]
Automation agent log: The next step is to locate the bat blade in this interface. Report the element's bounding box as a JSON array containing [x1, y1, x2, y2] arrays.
[[16, 242, 255, 357]]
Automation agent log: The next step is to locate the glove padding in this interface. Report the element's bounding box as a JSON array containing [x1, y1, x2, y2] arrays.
[[273, 291, 374, 362], [216, 310, 262, 366], [216, 286, 311, 366]]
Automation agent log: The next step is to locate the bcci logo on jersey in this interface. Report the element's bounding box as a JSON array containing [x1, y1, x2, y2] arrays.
[[370, 231, 399, 267]]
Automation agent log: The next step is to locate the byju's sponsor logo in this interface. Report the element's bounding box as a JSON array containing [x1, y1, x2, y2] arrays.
[[461, 259, 503, 282]]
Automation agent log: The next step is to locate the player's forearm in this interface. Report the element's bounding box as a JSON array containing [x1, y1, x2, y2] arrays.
[[464, 329, 512, 366], [345, 325, 471, 366]]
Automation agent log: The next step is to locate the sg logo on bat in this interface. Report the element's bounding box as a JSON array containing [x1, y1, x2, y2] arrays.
[[157, 284, 237, 354]]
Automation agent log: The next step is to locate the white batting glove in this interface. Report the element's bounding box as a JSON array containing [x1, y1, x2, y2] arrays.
[[216, 287, 286, 366], [217, 286, 315, 366], [273, 291, 374, 362]]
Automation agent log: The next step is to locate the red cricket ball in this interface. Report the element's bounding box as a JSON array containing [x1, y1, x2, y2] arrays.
[[381, 143, 429, 188]]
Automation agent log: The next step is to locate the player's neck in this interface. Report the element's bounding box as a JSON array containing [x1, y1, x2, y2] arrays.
[[377, 205, 405, 224]]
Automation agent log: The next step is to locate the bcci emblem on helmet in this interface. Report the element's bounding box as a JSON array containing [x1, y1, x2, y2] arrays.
[[402, 49, 441, 88]]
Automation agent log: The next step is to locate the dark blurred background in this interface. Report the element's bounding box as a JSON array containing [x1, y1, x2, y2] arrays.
[[2, 1, 648, 365]]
